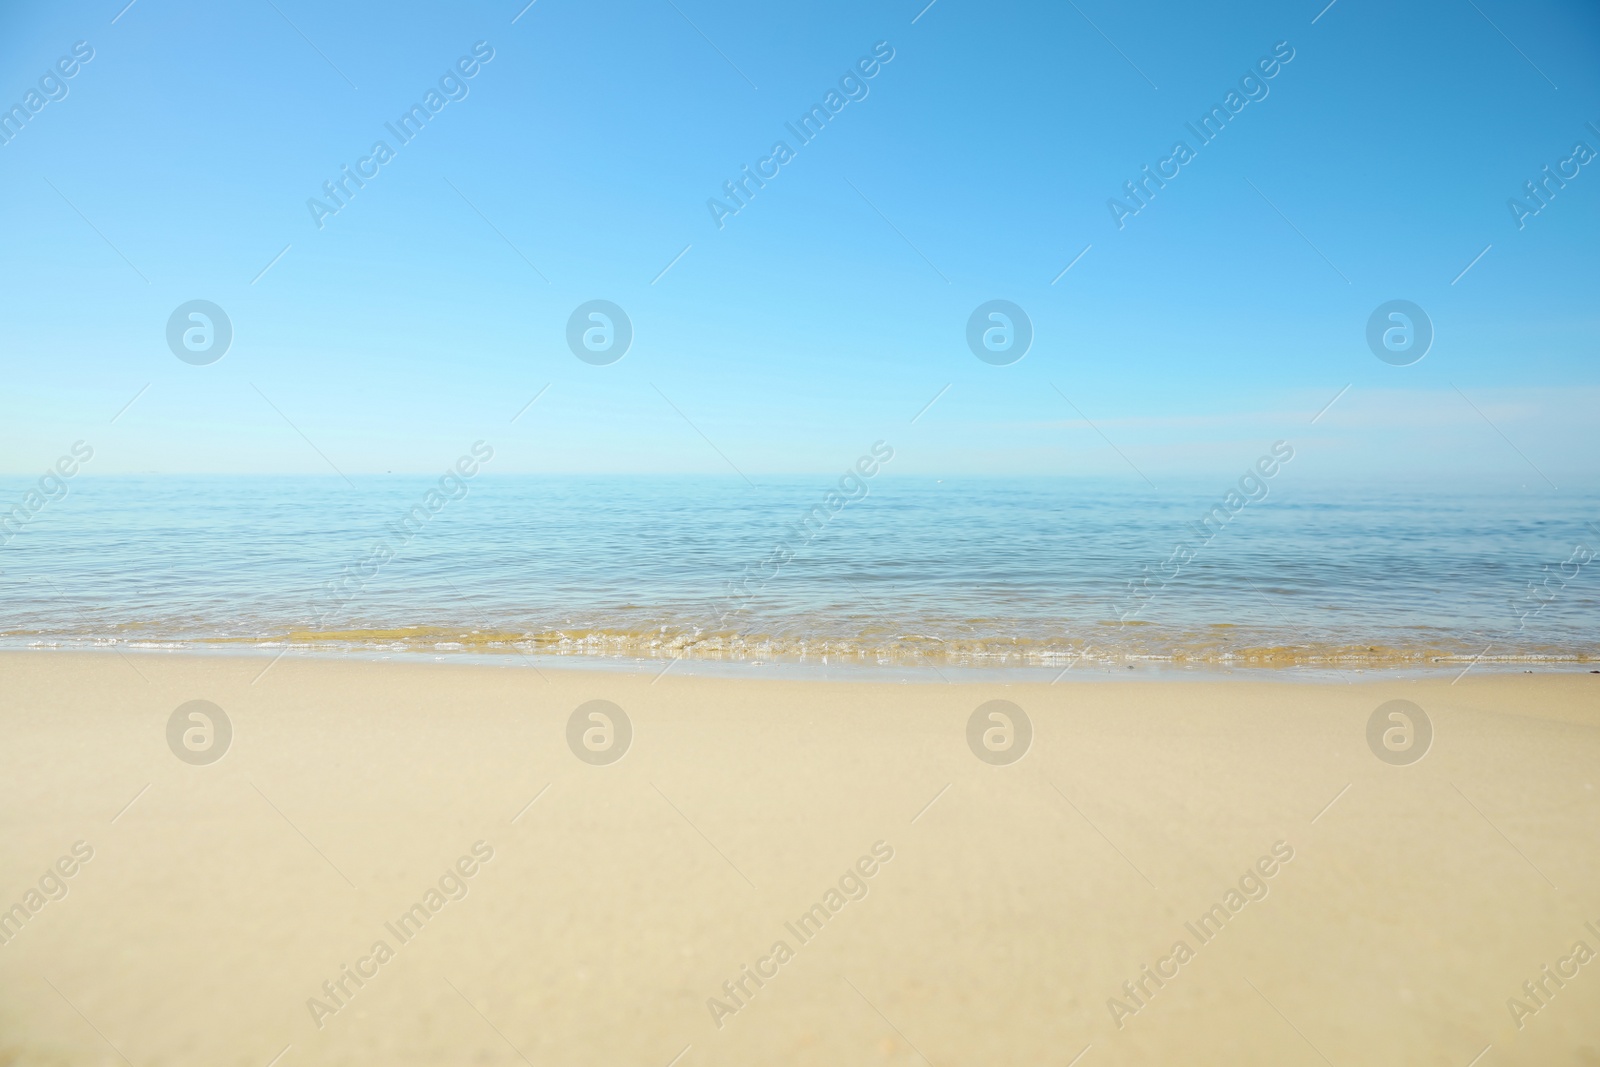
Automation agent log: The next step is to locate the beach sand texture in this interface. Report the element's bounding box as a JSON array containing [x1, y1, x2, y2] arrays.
[[2, 652, 1597, 1066]]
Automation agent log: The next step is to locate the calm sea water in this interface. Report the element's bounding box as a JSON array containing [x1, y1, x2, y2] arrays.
[[2, 475, 1597, 671]]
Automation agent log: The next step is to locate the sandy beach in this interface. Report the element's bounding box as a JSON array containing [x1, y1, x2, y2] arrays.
[[1, 651, 1596, 1066], [6, 0, 1597, 1061]]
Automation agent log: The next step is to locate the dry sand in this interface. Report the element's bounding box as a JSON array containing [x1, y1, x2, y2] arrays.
[[1, 651, 1597, 1066]]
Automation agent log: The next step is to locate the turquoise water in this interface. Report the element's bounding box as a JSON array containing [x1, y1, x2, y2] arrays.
[[1, 475, 1597, 669]]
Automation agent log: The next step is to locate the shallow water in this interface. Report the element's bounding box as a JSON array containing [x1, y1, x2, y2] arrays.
[[2, 475, 1597, 669]]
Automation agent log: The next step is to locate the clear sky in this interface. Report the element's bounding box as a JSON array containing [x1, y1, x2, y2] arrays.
[[1, 0, 1597, 485]]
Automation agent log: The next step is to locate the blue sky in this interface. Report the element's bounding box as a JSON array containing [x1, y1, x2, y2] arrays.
[[1, 0, 1597, 484]]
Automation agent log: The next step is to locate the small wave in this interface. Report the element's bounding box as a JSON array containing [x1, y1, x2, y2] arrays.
[[5, 624, 1587, 670]]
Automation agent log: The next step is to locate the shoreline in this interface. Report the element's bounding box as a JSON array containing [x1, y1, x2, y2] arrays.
[[5, 640, 1600, 685]]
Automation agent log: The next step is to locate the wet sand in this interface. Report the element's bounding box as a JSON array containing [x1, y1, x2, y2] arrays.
[[1, 651, 1597, 1066]]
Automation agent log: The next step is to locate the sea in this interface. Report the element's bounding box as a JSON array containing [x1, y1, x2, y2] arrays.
[[2, 475, 1597, 678]]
